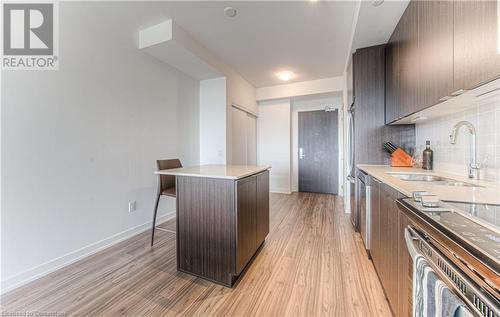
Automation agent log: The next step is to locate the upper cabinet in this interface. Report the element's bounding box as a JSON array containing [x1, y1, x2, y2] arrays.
[[385, 23, 400, 123], [386, 1, 420, 124], [453, 0, 500, 91], [399, 1, 420, 121], [418, 0, 454, 109], [385, 0, 500, 124]]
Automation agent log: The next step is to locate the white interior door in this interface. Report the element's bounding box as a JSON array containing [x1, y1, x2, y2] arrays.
[[231, 106, 257, 165], [246, 115, 257, 165]]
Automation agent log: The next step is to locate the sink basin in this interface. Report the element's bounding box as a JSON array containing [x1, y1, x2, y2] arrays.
[[386, 173, 484, 188], [388, 173, 447, 182]]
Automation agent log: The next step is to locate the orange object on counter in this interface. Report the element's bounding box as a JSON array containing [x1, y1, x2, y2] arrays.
[[390, 148, 414, 167]]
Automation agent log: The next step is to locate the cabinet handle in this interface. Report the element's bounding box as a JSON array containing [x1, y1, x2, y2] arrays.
[[451, 89, 467, 96]]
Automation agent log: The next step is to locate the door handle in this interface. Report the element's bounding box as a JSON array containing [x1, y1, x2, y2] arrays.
[[299, 148, 305, 159]]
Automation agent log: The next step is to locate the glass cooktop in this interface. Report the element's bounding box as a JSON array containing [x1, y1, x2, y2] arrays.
[[402, 198, 500, 268]]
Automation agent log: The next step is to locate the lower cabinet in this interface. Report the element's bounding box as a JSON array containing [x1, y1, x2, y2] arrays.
[[397, 205, 412, 317], [235, 171, 270, 275], [370, 180, 412, 317], [370, 179, 382, 271]]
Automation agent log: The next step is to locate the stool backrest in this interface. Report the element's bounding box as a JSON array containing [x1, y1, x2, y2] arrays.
[[156, 159, 182, 192]]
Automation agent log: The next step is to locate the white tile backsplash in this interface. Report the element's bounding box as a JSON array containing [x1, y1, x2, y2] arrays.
[[415, 91, 500, 182]]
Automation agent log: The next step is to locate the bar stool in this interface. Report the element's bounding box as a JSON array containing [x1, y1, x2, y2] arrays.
[[151, 159, 182, 246]]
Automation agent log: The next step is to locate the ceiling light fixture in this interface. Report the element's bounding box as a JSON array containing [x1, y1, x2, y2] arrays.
[[371, 0, 384, 7], [224, 7, 237, 18], [277, 71, 295, 81]]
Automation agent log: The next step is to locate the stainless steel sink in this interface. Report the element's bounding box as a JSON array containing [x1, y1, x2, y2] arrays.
[[388, 173, 447, 182], [386, 172, 484, 188]]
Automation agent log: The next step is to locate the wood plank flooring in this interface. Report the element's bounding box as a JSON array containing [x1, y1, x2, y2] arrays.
[[1, 193, 392, 317]]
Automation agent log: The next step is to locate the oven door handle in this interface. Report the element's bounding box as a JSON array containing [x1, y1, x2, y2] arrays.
[[404, 226, 420, 260]]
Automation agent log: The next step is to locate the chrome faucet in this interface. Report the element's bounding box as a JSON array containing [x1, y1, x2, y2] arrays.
[[449, 121, 480, 179]]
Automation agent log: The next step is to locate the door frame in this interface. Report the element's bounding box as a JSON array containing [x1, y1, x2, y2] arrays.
[[291, 106, 344, 196]]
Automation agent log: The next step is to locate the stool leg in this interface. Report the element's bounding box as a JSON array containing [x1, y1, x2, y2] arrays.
[[151, 176, 161, 246]]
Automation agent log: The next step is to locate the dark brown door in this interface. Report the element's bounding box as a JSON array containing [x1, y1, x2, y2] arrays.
[[385, 26, 401, 124], [397, 207, 412, 317], [298, 110, 338, 194], [418, 0, 454, 110], [370, 179, 381, 271], [235, 176, 257, 275], [399, 1, 419, 119], [454, 0, 500, 91]]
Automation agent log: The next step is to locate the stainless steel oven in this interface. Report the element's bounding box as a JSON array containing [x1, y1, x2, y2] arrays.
[[398, 196, 500, 316], [405, 226, 499, 316]]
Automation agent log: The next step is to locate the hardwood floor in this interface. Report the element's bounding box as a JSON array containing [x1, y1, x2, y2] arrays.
[[1, 193, 392, 317]]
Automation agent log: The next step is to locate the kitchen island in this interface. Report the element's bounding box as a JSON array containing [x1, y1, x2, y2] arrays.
[[155, 165, 271, 287]]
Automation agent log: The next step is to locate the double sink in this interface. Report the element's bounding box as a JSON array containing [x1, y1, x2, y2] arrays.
[[387, 172, 484, 188]]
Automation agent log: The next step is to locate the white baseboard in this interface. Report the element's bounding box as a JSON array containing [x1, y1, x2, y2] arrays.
[[269, 188, 292, 194], [1, 212, 176, 295]]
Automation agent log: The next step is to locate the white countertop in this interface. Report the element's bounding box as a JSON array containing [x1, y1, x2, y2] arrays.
[[155, 164, 271, 180], [357, 165, 500, 205]]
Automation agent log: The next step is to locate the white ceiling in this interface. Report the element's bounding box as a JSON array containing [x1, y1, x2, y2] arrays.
[[73, 1, 408, 88]]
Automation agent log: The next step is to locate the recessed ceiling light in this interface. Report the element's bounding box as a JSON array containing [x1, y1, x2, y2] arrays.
[[277, 71, 295, 81], [371, 0, 384, 7], [224, 7, 237, 18]]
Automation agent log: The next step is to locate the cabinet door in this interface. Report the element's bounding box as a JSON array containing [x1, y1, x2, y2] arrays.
[[235, 176, 257, 275], [256, 171, 270, 246], [399, 1, 420, 119], [370, 179, 381, 271], [454, 0, 500, 90], [379, 183, 400, 312], [385, 28, 401, 124], [418, 0, 454, 109], [398, 208, 412, 317], [378, 184, 390, 295]]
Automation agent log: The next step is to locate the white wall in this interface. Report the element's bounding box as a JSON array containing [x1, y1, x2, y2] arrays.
[[415, 92, 500, 182], [1, 3, 200, 292], [291, 95, 344, 195], [199, 77, 227, 164], [257, 100, 292, 193]]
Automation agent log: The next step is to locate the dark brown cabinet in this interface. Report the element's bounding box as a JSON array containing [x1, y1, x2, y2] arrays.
[[385, 0, 500, 124], [399, 1, 420, 121], [385, 27, 401, 123], [418, 0, 454, 109], [370, 178, 382, 272], [397, 207, 412, 317], [353, 46, 415, 164], [453, 0, 500, 91], [176, 170, 270, 287], [378, 183, 400, 311], [236, 176, 258, 275], [235, 171, 270, 275], [370, 181, 411, 316]]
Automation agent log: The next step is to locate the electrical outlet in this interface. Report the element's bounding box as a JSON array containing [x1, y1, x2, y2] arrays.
[[128, 201, 136, 213]]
